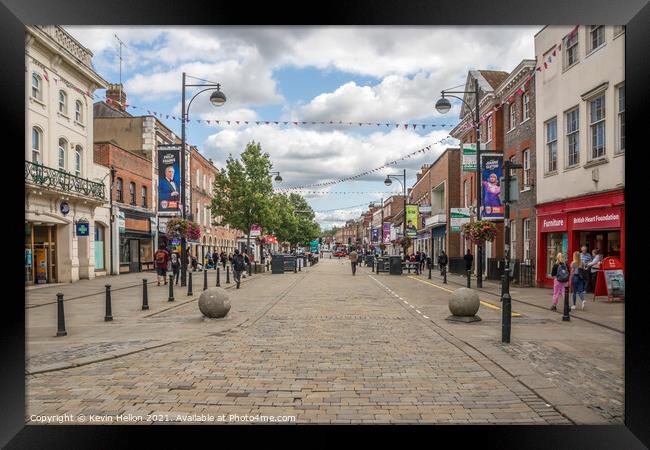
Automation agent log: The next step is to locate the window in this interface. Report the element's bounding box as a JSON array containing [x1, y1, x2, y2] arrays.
[[463, 179, 469, 207], [565, 107, 580, 167], [564, 30, 579, 68], [129, 182, 136, 205], [545, 118, 558, 173], [486, 116, 493, 142], [522, 149, 530, 188], [58, 138, 67, 171], [509, 103, 516, 130], [31, 127, 41, 163], [31, 73, 42, 100], [589, 94, 606, 159], [523, 219, 531, 263], [522, 92, 530, 121], [141, 186, 147, 207], [617, 84, 625, 153], [588, 25, 605, 53], [75, 101, 83, 123], [116, 178, 123, 202], [58, 91, 67, 114], [510, 220, 517, 261], [74, 145, 82, 176], [196, 169, 200, 187]]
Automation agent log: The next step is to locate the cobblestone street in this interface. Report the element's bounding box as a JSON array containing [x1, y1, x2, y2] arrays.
[[26, 259, 623, 425]]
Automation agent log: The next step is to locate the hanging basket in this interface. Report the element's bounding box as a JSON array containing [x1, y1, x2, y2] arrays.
[[461, 220, 497, 245], [166, 217, 202, 241]]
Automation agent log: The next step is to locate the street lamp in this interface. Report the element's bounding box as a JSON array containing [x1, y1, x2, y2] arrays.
[[436, 78, 484, 288], [384, 169, 407, 254], [270, 171, 282, 182], [180, 73, 226, 285]]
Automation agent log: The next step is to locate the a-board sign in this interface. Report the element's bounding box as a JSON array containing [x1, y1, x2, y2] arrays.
[[593, 256, 624, 302]]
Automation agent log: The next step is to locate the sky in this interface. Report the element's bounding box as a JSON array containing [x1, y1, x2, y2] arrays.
[[66, 26, 540, 229]]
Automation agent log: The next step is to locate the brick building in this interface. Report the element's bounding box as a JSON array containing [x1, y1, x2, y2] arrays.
[[494, 59, 538, 284], [450, 70, 509, 278], [94, 141, 155, 273]]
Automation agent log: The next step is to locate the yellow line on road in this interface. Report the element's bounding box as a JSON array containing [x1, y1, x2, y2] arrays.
[[407, 276, 522, 317]]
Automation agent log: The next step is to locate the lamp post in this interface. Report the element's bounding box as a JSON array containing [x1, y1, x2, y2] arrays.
[[384, 169, 407, 255], [109, 165, 117, 275], [436, 78, 484, 287], [180, 73, 226, 285]]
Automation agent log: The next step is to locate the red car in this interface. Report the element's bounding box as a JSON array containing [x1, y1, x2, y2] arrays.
[[333, 250, 347, 257]]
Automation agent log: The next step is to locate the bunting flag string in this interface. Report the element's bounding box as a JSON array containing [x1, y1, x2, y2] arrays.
[[275, 136, 453, 192], [274, 191, 403, 196], [312, 202, 377, 213]]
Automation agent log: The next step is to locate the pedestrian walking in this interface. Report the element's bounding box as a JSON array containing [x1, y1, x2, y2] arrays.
[[170, 250, 180, 285], [570, 251, 586, 310], [587, 249, 603, 296], [579, 245, 593, 292], [349, 248, 359, 275], [464, 249, 474, 275], [243, 250, 251, 278], [438, 250, 448, 275], [154, 244, 170, 286], [220, 251, 227, 270], [550, 252, 570, 311], [232, 249, 245, 289], [191, 254, 198, 272]]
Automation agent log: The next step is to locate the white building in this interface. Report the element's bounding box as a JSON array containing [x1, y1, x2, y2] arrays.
[[534, 25, 625, 287], [25, 26, 109, 284]]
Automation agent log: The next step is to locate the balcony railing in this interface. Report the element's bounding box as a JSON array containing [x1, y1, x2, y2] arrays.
[[25, 160, 105, 201]]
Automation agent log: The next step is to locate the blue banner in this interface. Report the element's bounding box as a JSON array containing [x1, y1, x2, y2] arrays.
[[480, 153, 504, 220]]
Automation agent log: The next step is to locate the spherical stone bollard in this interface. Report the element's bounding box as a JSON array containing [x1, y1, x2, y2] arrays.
[[446, 287, 481, 323], [198, 287, 231, 319]]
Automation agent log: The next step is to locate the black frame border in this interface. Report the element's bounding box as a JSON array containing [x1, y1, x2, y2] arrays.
[[2, 0, 648, 447]]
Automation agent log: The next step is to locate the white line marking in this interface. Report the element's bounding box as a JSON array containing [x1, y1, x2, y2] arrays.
[[416, 310, 421, 314], [409, 305, 415, 309], [423, 315, 429, 319]]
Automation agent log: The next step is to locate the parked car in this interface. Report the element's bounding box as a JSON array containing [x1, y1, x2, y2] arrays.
[[333, 250, 347, 257]]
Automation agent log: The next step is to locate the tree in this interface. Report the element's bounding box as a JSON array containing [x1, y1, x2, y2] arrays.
[[210, 141, 275, 255], [267, 192, 321, 250], [288, 193, 320, 247]]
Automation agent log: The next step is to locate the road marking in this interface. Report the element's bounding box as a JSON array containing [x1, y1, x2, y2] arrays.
[[416, 310, 421, 314], [423, 315, 429, 319], [407, 276, 522, 317], [409, 305, 415, 309]]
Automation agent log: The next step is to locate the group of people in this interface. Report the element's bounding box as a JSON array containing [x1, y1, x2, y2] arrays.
[[153, 244, 257, 289], [550, 245, 603, 311]]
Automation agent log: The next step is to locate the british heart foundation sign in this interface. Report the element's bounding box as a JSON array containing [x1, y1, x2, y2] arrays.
[[570, 208, 621, 230]]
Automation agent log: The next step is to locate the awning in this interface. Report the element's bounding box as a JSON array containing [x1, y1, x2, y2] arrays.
[[25, 212, 69, 225]]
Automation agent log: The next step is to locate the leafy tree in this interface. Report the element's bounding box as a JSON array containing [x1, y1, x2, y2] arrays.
[[210, 141, 275, 254]]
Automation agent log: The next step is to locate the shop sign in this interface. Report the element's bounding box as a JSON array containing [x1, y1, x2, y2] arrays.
[[450, 208, 471, 232], [539, 213, 566, 232], [75, 221, 90, 237], [570, 208, 621, 230], [419, 205, 432, 214], [309, 240, 319, 253], [462, 143, 477, 172], [250, 224, 261, 237]]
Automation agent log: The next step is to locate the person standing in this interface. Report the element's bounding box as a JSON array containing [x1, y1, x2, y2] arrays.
[[551, 252, 570, 311], [232, 249, 245, 289], [438, 250, 448, 276], [587, 249, 603, 296], [170, 250, 180, 285], [154, 244, 170, 286], [220, 251, 227, 270], [570, 251, 586, 310], [212, 250, 219, 269], [349, 248, 359, 275], [579, 245, 593, 292], [242, 250, 250, 278], [464, 249, 474, 278]]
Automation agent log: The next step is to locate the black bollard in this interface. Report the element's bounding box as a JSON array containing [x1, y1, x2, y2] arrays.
[[142, 279, 149, 310], [181, 265, 186, 287], [372, 261, 375, 273], [467, 270, 471, 288], [168, 274, 174, 301], [443, 266, 447, 284], [216, 267, 221, 287], [562, 285, 571, 321], [254, 261, 258, 274], [188, 272, 193, 296], [502, 293, 512, 343], [56, 293, 67, 336], [294, 261, 297, 273], [203, 269, 208, 291], [226, 266, 230, 284], [104, 284, 113, 321], [298, 259, 301, 272], [428, 263, 432, 280]]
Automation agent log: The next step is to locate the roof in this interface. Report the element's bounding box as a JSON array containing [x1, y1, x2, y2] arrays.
[[478, 70, 510, 89], [94, 101, 132, 118]]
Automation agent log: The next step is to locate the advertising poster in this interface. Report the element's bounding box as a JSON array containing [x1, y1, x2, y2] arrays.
[[383, 222, 391, 244], [310, 240, 319, 253], [462, 143, 477, 172], [157, 144, 182, 212], [405, 205, 418, 237], [250, 224, 261, 237], [480, 153, 504, 220], [371, 227, 379, 243]]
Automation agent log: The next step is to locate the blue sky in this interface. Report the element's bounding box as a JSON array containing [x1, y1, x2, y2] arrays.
[[67, 26, 539, 229]]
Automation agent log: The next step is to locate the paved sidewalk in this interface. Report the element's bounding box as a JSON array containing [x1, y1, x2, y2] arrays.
[[25, 258, 623, 425]]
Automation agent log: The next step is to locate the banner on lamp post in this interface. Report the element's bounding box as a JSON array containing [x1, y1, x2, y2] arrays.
[[405, 205, 418, 238], [462, 143, 477, 172], [383, 222, 391, 244], [480, 153, 504, 220], [157, 145, 182, 212]]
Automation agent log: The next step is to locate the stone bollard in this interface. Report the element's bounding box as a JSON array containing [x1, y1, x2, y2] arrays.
[[188, 272, 193, 296], [203, 269, 208, 291], [104, 285, 113, 322], [198, 287, 231, 319], [142, 279, 149, 310], [216, 267, 221, 287], [446, 287, 481, 323], [168, 274, 174, 301], [563, 285, 571, 321], [56, 293, 67, 337]]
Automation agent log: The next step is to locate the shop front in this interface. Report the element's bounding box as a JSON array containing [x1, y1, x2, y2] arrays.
[[119, 211, 155, 273], [536, 189, 624, 288], [25, 222, 58, 284]]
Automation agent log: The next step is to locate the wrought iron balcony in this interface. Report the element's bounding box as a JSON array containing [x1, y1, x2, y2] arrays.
[[25, 160, 106, 201]]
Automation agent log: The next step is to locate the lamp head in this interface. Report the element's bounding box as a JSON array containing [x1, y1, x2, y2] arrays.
[[384, 176, 392, 186], [435, 97, 452, 114], [274, 174, 283, 182], [210, 85, 226, 107]]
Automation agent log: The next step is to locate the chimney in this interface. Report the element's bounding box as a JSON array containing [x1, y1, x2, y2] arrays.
[[106, 83, 127, 110]]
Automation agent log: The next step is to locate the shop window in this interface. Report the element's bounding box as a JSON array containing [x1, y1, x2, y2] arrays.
[[546, 232, 567, 277]]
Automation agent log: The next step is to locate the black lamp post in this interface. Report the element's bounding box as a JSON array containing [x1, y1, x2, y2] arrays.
[[180, 73, 226, 285], [436, 78, 484, 288], [384, 169, 407, 254], [270, 171, 283, 183], [109, 165, 117, 275]]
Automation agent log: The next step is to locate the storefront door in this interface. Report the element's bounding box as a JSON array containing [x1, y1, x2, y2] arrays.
[[129, 239, 141, 273], [31, 224, 57, 284], [94, 223, 105, 271]]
